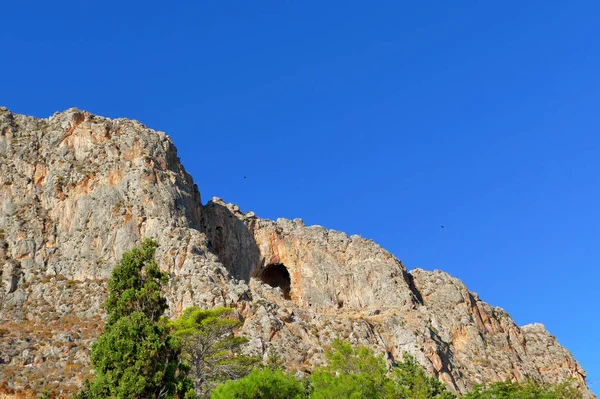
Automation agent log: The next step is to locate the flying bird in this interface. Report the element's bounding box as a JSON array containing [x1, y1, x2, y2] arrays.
[[244, 176, 247, 179], [441, 225, 445, 229]]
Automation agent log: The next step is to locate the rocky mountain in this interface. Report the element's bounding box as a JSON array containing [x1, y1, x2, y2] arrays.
[[0, 107, 593, 398]]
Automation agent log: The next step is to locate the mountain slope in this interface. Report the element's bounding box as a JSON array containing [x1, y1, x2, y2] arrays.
[[0, 107, 592, 398]]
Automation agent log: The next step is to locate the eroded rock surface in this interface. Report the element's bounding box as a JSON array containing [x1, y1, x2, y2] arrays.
[[0, 107, 593, 398], [202, 199, 415, 310]]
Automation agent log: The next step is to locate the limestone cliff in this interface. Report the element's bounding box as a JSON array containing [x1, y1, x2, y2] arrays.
[[0, 107, 593, 398]]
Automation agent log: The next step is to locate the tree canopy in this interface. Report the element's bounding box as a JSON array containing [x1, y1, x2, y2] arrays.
[[310, 339, 397, 399], [310, 339, 456, 399], [210, 368, 307, 399], [172, 306, 259, 398]]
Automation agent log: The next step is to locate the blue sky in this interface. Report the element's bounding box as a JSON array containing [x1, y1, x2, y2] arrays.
[[2, 0, 599, 392]]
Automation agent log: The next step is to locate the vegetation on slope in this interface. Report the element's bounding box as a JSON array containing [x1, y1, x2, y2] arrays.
[[75, 239, 195, 399], [9, 239, 576, 399]]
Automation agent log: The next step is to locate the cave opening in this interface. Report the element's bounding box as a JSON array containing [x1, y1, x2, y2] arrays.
[[259, 263, 292, 300]]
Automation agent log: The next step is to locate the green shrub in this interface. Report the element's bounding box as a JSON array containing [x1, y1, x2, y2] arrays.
[[211, 368, 307, 399], [464, 379, 582, 399], [392, 352, 455, 399], [310, 340, 455, 399], [310, 339, 396, 399]]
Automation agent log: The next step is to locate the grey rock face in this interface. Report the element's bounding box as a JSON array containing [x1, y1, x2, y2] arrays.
[[408, 269, 590, 396], [0, 107, 594, 398], [202, 198, 416, 310]]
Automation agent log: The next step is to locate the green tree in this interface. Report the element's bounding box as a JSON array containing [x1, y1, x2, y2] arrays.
[[463, 379, 582, 399], [172, 306, 259, 398], [393, 353, 455, 399], [210, 368, 308, 399], [310, 340, 455, 399], [310, 339, 397, 399], [76, 239, 196, 399]]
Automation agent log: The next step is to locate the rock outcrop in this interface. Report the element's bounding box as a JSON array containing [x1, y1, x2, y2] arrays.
[[0, 107, 593, 398]]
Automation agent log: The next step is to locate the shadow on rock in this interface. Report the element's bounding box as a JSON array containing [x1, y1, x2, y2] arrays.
[[200, 199, 262, 284]]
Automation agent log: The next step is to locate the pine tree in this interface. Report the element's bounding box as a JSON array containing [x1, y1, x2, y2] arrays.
[[172, 306, 259, 398]]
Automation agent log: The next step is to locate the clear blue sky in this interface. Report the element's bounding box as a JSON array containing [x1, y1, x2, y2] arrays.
[[2, 1, 599, 392]]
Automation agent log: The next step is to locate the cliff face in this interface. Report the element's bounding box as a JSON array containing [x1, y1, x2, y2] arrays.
[[0, 107, 593, 397]]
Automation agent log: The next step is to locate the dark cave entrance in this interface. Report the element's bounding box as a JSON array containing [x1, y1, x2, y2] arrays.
[[259, 263, 292, 300]]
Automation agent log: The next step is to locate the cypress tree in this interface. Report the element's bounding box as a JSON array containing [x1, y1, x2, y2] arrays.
[[76, 239, 196, 399]]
